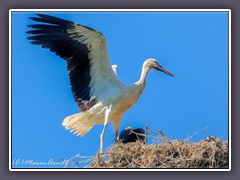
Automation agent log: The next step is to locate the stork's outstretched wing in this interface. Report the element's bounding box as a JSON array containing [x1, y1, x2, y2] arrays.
[[27, 14, 122, 111]]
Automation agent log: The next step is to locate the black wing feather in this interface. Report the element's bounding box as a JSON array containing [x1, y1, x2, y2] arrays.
[[29, 14, 73, 26], [27, 14, 98, 111]]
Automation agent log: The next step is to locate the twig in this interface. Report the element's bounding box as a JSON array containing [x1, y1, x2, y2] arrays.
[[64, 154, 94, 168], [145, 124, 148, 144], [146, 126, 159, 136], [158, 129, 170, 143], [146, 126, 167, 143], [185, 126, 210, 142]]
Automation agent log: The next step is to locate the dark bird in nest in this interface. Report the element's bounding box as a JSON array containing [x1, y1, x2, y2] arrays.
[[119, 127, 145, 144]]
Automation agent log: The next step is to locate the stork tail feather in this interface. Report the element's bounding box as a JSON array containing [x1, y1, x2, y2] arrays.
[[62, 113, 93, 136]]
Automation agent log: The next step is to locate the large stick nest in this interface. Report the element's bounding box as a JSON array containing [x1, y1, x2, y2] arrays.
[[66, 127, 229, 169]]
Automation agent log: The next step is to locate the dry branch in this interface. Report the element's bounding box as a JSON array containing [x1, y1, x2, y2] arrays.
[[65, 127, 228, 169]]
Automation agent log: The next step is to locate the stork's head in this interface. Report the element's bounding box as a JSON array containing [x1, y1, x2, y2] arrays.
[[145, 58, 174, 77]]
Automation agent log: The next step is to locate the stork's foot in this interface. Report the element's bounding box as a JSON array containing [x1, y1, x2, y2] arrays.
[[99, 147, 103, 154], [99, 150, 107, 155], [99, 151, 103, 155], [99, 147, 106, 155], [114, 137, 121, 144]]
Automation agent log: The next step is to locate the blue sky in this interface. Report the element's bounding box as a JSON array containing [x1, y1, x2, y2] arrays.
[[11, 11, 229, 168]]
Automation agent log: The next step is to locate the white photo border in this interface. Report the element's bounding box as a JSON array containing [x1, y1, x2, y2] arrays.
[[9, 9, 231, 171]]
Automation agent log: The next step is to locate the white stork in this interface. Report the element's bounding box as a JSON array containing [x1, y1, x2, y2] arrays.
[[27, 14, 174, 153]]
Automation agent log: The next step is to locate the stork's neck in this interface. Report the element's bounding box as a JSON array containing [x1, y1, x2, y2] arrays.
[[136, 64, 151, 90]]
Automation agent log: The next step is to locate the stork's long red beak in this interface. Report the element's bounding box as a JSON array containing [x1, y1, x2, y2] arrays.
[[156, 65, 175, 77]]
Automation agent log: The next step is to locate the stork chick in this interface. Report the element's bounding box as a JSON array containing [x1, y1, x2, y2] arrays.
[[26, 14, 174, 154]]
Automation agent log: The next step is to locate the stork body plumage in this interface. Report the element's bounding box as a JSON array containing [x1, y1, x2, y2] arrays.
[[27, 14, 174, 153]]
